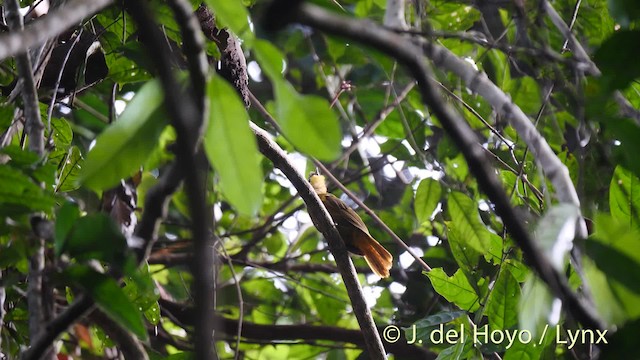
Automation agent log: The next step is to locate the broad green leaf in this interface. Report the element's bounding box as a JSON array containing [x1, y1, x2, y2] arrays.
[[503, 324, 555, 359], [587, 213, 640, 321], [253, 41, 342, 161], [0, 146, 39, 166], [51, 117, 73, 149], [65, 265, 147, 340], [583, 257, 627, 326], [587, 239, 640, 297], [427, 268, 481, 311], [56, 146, 83, 192], [518, 275, 552, 337], [609, 166, 640, 229], [407, 310, 466, 341], [435, 337, 476, 360], [123, 266, 161, 325], [80, 80, 166, 191], [63, 214, 128, 266], [486, 269, 520, 330], [447, 191, 488, 253], [203, 0, 253, 41], [54, 202, 81, 256], [447, 223, 481, 273], [0, 165, 55, 215], [415, 178, 442, 223], [205, 76, 263, 216], [533, 203, 580, 271]]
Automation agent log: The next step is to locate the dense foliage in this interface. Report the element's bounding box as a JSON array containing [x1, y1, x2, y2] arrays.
[[1, 0, 640, 359]]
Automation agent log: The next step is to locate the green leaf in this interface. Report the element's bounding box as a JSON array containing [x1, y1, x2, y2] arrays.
[[415, 178, 442, 223], [204, 75, 263, 216], [518, 274, 552, 337], [533, 203, 580, 271], [54, 202, 81, 256], [586, 213, 640, 322], [80, 80, 166, 191], [447, 223, 481, 273], [609, 166, 640, 230], [253, 40, 342, 161], [56, 146, 84, 193], [51, 117, 73, 149], [63, 214, 128, 266], [486, 269, 520, 330], [203, 0, 253, 41], [0, 146, 39, 167], [408, 310, 466, 341], [0, 165, 55, 215], [123, 266, 161, 325], [427, 268, 481, 311], [585, 239, 640, 296], [595, 30, 640, 92], [447, 191, 488, 253], [583, 257, 627, 325], [65, 265, 147, 340]]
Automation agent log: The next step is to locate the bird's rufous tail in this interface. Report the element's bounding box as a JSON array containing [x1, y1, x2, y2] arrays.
[[352, 233, 392, 278]]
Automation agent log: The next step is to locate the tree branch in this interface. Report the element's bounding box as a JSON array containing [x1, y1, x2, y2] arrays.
[[276, 2, 606, 331], [124, 1, 214, 359], [5, 1, 50, 358], [0, 0, 113, 62], [21, 295, 95, 360], [250, 123, 388, 359], [160, 299, 434, 359]]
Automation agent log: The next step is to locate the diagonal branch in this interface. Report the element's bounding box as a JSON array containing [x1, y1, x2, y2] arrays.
[[0, 0, 114, 62], [250, 123, 388, 359]]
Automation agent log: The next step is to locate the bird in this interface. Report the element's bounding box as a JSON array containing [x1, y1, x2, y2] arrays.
[[309, 172, 393, 278]]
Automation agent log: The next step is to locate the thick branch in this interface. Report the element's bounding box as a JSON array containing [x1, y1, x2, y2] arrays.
[[125, 1, 214, 359], [161, 299, 434, 359], [251, 123, 388, 359], [0, 0, 113, 62], [21, 295, 95, 360], [283, 2, 605, 331]]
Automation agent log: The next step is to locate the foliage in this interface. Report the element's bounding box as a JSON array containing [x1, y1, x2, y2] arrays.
[[1, 0, 640, 359]]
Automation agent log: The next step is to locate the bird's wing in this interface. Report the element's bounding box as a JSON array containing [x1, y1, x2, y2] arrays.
[[323, 193, 371, 236]]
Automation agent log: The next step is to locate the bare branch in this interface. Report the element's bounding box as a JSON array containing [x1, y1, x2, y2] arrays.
[[0, 0, 113, 62], [124, 1, 214, 359], [21, 295, 95, 360], [251, 123, 388, 359]]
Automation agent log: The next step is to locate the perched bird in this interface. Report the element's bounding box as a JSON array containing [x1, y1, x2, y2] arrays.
[[309, 172, 393, 278]]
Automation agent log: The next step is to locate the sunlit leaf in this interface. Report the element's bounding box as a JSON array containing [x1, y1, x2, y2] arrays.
[[253, 40, 342, 161], [65, 265, 147, 340], [486, 269, 520, 330], [204, 75, 263, 216], [80, 80, 166, 191], [427, 268, 481, 311], [609, 166, 640, 229], [203, 0, 253, 41], [415, 178, 442, 223]]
